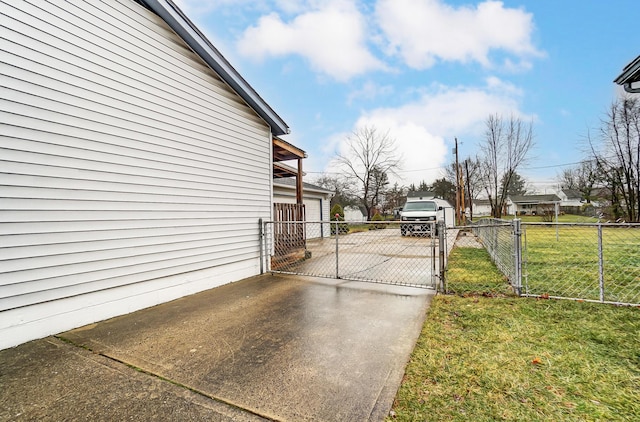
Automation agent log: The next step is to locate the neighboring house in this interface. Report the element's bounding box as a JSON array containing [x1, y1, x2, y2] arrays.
[[467, 199, 492, 218], [507, 194, 561, 216], [614, 55, 640, 93], [343, 206, 367, 222], [273, 178, 332, 238], [0, 0, 292, 349], [557, 189, 584, 214]]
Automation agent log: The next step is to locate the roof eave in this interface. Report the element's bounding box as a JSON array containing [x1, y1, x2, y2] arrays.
[[140, 0, 290, 135], [614, 55, 640, 94]]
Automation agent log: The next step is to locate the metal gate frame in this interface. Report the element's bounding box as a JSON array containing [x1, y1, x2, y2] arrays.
[[260, 219, 444, 289]]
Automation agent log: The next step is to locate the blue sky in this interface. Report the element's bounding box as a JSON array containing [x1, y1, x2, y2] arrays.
[[176, 0, 638, 191]]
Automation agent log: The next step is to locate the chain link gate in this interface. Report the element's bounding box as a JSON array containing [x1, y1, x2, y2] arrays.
[[260, 220, 444, 289]]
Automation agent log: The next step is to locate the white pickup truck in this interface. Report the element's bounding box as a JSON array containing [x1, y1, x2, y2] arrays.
[[400, 199, 443, 236]]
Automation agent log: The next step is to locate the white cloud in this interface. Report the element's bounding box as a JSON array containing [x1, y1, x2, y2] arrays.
[[236, 0, 386, 81], [375, 0, 543, 70], [327, 77, 534, 185], [347, 81, 395, 105]]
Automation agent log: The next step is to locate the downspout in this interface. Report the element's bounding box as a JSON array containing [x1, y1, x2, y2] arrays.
[[623, 83, 640, 94]]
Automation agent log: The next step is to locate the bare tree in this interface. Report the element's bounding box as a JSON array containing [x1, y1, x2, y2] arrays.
[[590, 96, 640, 221], [478, 114, 534, 218], [335, 126, 401, 219], [557, 160, 598, 203], [313, 174, 358, 208]]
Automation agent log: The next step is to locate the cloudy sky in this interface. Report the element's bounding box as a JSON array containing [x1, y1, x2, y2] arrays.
[[175, 0, 637, 191]]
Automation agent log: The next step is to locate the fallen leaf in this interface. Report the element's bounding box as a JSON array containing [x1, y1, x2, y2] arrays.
[[532, 357, 542, 365]]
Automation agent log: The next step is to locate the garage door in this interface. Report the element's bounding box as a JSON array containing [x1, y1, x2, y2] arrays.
[[304, 198, 322, 239]]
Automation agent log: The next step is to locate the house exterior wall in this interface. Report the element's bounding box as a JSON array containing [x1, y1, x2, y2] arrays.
[[344, 206, 366, 222], [0, 0, 273, 349], [272, 184, 331, 238]]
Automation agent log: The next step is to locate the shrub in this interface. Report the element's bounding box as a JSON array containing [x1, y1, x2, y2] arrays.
[[330, 204, 349, 234], [370, 212, 385, 230]]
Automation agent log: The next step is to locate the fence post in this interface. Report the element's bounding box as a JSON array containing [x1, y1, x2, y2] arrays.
[[438, 221, 446, 292], [258, 218, 264, 274], [598, 224, 604, 302], [335, 217, 340, 279], [513, 219, 522, 296]]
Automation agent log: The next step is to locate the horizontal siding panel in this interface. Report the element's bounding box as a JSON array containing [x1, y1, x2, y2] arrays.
[[0, 1, 264, 118], [0, 7, 268, 141], [0, 0, 277, 324], [1, 198, 270, 213], [1, 210, 264, 224], [1, 186, 269, 207], [0, 64, 269, 160], [1, 231, 257, 273], [0, 222, 256, 247], [0, 162, 269, 198], [0, 45, 267, 148], [1, 242, 259, 294], [0, 115, 269, 181], [1, 251, 259, 311], [0, 94, 270, 170], [1, 146, 270, 194], [38, 0, 259, 118]]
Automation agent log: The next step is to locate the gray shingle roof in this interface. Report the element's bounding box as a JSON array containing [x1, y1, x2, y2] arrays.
[[273, 178, 332, 194], [510, 194, 560, 204]]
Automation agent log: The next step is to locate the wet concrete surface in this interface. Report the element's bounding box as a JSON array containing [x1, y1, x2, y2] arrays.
[[2, 274, 433, 421], [0, 337, 267, 421]]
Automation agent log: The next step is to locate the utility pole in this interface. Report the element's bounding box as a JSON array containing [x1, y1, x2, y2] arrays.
[[460, 163, 466, 225], [454, 137, 461, 226], [465, 159, 472, 221]]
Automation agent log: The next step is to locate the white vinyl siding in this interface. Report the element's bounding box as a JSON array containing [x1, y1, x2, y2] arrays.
[[0, 0, 273, 348]]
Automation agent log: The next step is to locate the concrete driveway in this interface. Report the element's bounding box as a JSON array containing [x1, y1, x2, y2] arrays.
[[1, 274, 434, 421]]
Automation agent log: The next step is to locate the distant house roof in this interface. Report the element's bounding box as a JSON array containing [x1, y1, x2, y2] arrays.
[[139, 0, 290, 135], [560, 189, 582, 200], [614, 55, 640, 94], [273, 178, 332, 195], [510, 194, 561, 204]]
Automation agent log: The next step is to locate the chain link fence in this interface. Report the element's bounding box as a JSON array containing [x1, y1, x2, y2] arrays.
[[443, 220, 519, 296], [445, 219, 640, 305], [523, 222, 640, 305], [260, 220, 440, 288]]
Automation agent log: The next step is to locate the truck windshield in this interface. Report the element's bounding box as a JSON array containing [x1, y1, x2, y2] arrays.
[[403, 201, 437, 211]]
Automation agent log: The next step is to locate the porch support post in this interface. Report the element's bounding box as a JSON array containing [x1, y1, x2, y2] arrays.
[[296, 157, 303, 204]]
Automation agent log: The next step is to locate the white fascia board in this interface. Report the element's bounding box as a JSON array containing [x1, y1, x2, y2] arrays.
[[141, 0, 290, 135]]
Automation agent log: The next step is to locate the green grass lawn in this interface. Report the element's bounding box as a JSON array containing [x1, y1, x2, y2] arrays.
[[390, 247, 640, 421], [491, 214, 601, 223], [444, 247, 513, 296]]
